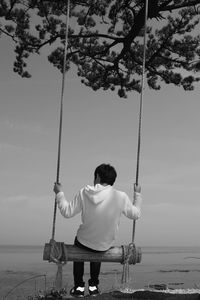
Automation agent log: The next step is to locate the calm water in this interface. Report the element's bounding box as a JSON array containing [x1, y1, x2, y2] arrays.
[[1, 245, 200, 299]]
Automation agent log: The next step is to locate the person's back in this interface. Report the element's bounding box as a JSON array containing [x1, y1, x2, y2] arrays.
[[76, 183, 141, 251]]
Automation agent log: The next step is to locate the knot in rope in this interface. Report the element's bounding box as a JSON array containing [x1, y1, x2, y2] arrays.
[[121, 243, 137, 265], [121, 243, 142, 285], [49, 239, 68, 265]]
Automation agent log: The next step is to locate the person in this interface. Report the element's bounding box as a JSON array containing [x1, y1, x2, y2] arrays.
[[54, 163, 142, 297]]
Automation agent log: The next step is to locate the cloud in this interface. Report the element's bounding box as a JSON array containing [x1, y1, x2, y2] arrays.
[[1, 119, 50, 136], [1, 195, 30, 207], [0, 142, 27, 153], [0, 194, 49, 209]]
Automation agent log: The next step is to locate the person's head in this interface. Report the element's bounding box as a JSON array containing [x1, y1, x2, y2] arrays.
[[94, 164, 117, 186]]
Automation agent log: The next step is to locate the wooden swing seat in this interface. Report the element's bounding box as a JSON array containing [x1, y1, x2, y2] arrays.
[[43, 242, 142, 265]]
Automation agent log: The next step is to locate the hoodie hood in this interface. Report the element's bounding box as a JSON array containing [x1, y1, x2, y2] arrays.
[[83, 184, 112, 204]]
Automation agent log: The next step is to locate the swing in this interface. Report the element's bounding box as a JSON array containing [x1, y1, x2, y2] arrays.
[[43, 0, 149, 289]]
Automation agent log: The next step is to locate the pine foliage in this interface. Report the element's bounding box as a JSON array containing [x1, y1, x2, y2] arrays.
[[0, 0, 200, 97]]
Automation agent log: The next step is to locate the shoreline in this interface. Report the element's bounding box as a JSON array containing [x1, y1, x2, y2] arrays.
[[31, 289, 200, 300]]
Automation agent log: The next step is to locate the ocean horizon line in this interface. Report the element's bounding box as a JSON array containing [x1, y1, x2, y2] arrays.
[[1, 244, 200, 250]]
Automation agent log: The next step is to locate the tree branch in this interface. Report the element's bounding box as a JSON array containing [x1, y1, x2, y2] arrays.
[[0, 27, 17, 42], [70, 33, 123, 42], [160, 0, 200, 12]]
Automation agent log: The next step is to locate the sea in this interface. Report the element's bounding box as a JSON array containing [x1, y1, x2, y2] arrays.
[[1, 245, 200, 299]]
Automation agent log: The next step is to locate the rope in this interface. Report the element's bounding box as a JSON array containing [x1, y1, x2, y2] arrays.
[[49, 0, 70, 291], [51, 0, 70, 241], [132, 0, 149, 244], [121, 0, 149, 285]]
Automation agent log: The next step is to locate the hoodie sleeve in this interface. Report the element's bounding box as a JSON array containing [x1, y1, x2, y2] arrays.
[[56, 191, 82, 218], [122, 192, 142, 220]]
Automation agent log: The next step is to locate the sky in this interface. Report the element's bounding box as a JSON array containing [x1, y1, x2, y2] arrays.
[[1, 31, 200, 248]]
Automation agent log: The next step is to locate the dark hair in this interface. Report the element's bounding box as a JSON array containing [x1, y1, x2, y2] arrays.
[[94, 164, 117, 186]]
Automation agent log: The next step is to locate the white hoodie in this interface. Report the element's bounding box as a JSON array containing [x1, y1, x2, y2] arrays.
[[56, 184, 142, 251]]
